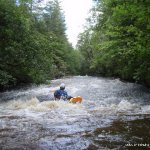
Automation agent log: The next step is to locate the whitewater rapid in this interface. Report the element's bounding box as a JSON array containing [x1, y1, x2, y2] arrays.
[[0, 76, 150, 149]]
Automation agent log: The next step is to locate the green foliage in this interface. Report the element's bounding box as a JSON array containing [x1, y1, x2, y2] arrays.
[[77, 30, 94, 75], [0, 0, 81, 89], [77, 0, 150, 86]]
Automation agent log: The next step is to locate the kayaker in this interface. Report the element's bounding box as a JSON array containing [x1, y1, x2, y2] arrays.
[[54, 83, 72, 100]]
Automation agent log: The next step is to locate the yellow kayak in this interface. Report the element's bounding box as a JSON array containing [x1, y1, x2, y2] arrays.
[[69, 96, 82, 103]]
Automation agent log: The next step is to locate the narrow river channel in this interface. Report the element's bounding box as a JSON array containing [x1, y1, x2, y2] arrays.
[[0, 76, 150, 149]]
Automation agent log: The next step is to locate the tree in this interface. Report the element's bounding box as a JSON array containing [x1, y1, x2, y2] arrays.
[[77, 0, 150, 86], [0, 0, 81, 90]]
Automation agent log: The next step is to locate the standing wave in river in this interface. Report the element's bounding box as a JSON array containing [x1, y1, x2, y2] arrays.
[[0, 76, 150, 149]]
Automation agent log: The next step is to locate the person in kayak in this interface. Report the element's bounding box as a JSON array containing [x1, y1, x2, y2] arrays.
[[54, 83, 72, 100]]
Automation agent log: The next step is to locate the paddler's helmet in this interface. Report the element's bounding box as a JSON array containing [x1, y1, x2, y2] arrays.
[[60, 83, 65, 90]]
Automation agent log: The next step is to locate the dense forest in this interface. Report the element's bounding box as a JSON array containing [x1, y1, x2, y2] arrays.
[[77, 0, 150, 86], [0, 0, 150, 90], [0, 0, 81, 90]]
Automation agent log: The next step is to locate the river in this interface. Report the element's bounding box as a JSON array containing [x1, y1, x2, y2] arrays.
[[0, 76, 150, 149]]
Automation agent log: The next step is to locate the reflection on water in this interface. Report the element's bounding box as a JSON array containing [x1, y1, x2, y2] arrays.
[[84, 118, 150, 149], [0, 76, 150, 149]]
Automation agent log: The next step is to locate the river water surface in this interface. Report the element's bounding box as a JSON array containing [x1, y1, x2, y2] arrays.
[[0, 76, 150, 149]]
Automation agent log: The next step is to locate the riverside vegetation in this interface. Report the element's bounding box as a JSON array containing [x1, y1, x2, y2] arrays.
[[0, 0, 150, 90], [0, 0, 82, 90], [77, 0, 150, 86]]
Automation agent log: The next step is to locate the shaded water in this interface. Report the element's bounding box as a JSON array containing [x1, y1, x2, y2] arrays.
[[0, 76, 150, 149]]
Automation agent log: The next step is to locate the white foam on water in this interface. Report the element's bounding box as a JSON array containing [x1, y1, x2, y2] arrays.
[[3, 97, 150, 117], [6, 98, 40, 110], [91, 84, 99, 88], [67, 86, 79, 95], [16, 86, 55, 96], [0, 85, 59, 101], [117, 100, 139, 111], [140, 105, 150, 114], [89, 99, 141, 115], [4, 98, 88, 119]]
